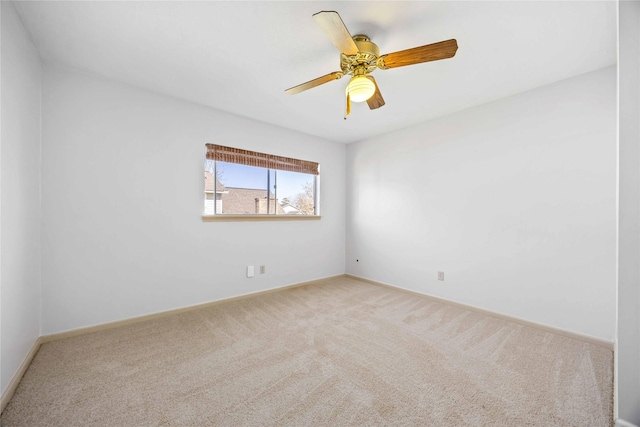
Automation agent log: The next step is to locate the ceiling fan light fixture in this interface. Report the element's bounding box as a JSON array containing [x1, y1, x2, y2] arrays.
[[345, 75, 375, 102]]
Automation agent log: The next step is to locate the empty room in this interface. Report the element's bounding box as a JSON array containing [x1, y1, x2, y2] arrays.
[[1, 1, 639, 426]]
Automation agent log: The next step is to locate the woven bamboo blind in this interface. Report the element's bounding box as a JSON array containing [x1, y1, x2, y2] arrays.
[[205, 144, 319, 175]]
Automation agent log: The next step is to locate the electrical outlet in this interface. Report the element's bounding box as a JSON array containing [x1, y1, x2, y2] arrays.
[[247, 266, 254, 278], [260, 265, 265, 274], [438, 271, 444, 281]]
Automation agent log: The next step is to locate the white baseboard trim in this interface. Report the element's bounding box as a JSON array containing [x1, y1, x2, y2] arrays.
[[345, 274, 614, 350], [616, 419, 640, 427], [1, 337, 43, 413], [40, 274, 345, 343]]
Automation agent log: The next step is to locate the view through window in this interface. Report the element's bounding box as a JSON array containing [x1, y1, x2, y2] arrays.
[[204, 144, 319, 216]]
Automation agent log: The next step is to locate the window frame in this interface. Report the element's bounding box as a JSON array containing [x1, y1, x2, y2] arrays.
[[202, 144, 321, 221]]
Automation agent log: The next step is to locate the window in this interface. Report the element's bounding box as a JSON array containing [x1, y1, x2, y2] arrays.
[[204, 144, 320, 218]]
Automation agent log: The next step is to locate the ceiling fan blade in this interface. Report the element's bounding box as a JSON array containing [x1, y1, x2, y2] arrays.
[[285, 71, 344, 95], [379, 39, 458, 69], [366, 76, 385, 110], [312, 11, 359, 55]]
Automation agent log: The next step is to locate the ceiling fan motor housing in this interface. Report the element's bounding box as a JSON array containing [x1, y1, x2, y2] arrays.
[[341, 35, 380, 76]]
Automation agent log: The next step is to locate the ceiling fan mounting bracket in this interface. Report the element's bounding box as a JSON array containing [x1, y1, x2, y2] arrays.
[[376, 55, 390, 70], [340, 34, 380, 76]]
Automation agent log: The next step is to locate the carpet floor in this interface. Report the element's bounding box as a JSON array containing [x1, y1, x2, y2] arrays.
[[1, 276, 613, 426]]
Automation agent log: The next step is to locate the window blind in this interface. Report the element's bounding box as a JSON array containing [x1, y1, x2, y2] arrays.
[[205, 144, 319, 176]]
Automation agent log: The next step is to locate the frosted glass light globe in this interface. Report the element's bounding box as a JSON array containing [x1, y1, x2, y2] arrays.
[[346, 76, 375, 102]]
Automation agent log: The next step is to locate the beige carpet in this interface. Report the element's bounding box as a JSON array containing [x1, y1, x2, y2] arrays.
[[1, 276, 613, 426]]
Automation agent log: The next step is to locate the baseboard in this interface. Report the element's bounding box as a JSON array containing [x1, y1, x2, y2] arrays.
[[345, 274, 614, 350], [40, 274, 345, 343], [616, 419, 640, 427], [1, 337, 43, 413]]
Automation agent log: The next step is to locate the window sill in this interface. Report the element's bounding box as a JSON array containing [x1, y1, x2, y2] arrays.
[[202, 215, 321, 222]]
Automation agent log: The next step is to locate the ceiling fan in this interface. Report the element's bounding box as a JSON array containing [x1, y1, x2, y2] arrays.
[[285, 11, 458, 119]]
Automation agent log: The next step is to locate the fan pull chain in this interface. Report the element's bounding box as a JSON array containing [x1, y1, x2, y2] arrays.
[[344, 92, 351, 120]]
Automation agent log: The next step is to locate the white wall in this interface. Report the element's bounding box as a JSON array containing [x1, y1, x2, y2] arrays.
[[617, 1, 640, 424], [347, 66, 617, 341], [0, 2, 42, 395], [40, 65, 345, 335]]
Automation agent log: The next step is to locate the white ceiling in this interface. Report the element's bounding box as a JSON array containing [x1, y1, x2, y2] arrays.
[[13, 1, 617, 144]]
